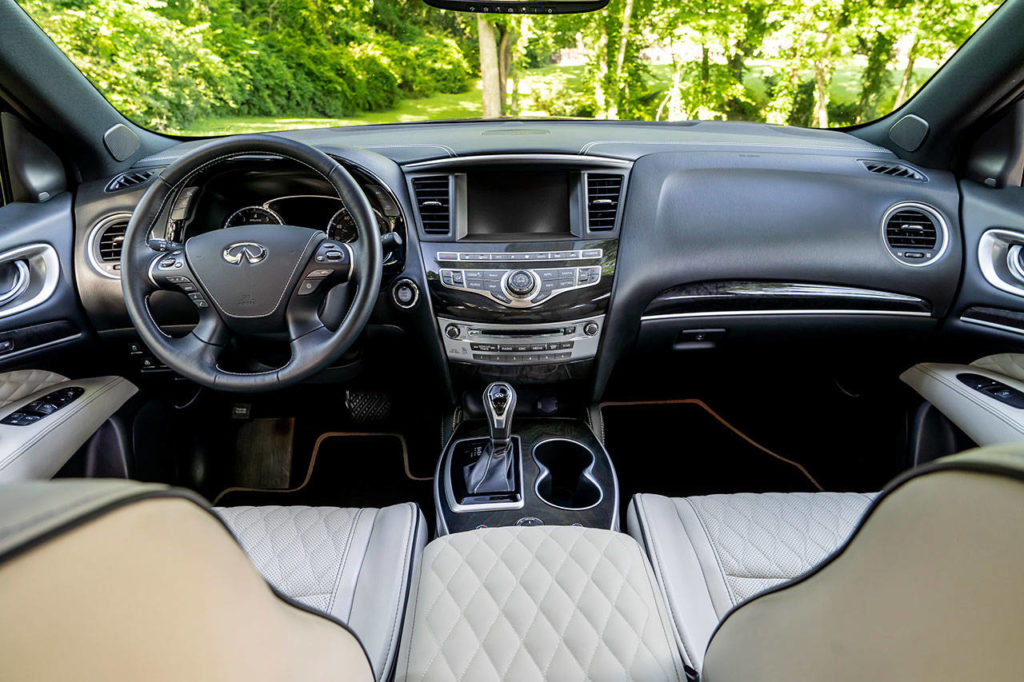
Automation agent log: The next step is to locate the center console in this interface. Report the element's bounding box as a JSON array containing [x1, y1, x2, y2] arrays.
[[406, 155, 628, 383], [434, 382, 619, 535], [406, 156, 628, 532]]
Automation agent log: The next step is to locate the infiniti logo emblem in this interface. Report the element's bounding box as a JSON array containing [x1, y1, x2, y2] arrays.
[[223, 242, 268, 265]]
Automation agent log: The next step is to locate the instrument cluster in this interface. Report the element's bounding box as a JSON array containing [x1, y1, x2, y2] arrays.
[[222, 195, 393, 244]]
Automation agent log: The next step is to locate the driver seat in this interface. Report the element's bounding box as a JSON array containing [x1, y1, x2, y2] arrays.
[[0, 480, 425, 681]]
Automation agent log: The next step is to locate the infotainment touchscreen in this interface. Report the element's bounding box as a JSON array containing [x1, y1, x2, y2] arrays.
[[465, 170, 571, 238]]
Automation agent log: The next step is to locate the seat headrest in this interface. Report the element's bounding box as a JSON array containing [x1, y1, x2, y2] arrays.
[[0, 479, 374, 682], [702, 445, 1024, 682]]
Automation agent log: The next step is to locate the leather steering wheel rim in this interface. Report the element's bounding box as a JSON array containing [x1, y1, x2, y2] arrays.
[[121, 134, 383, 392]]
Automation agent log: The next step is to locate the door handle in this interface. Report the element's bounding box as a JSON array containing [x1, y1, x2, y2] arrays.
[[0, 260, 30, 307]]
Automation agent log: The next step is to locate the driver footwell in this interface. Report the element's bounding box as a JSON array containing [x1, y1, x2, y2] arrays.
[[214, 433, 434, 523]]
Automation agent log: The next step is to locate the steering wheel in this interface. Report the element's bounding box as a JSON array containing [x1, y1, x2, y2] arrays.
[[121, 135, 383, 392]]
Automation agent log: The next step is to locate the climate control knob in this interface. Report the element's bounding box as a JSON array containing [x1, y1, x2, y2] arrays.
[[505, 270, 536, 298]]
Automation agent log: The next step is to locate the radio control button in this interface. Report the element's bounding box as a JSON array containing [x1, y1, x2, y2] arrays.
[[445, 324, 461, 339]]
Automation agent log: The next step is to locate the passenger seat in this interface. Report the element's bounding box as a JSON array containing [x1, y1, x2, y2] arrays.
[[627, 491, 874, 672]]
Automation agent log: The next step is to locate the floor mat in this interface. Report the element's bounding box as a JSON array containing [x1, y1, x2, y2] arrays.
[[230, 417, 294, 490], [601, 401, 820, 517], [214, 433, 434, 520]]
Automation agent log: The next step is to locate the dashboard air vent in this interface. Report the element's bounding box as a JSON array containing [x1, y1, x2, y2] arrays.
[[586, 174, 623, 231], [88, 213, 132, 278], [883, 203, 946, 266], [98, 221, 127, 262], [860, 160, 926, 182], [105, 168, 157, 192], [411, 176, 452, 235]]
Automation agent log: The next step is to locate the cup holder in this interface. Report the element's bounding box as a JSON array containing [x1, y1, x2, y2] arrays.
[[533, 439, 602, 510]]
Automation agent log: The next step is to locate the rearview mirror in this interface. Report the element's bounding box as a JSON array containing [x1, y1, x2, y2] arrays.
[[422, 0, 609, 14]]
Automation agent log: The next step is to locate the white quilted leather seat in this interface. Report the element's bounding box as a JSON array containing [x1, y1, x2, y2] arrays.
[[396, 525, 687, 682], [216, 503, 427, 681], [627, 491, 875, 673]]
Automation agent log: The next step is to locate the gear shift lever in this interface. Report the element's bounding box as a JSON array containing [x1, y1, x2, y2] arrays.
[[464, 382, 518, 495], [484, 382, 516, 456]]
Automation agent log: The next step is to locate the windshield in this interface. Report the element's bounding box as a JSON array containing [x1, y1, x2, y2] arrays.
[[18, 0, 1001, 136]]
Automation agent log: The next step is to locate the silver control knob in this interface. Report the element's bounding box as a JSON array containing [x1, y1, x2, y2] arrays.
[[584, 321, 599, 336], [445, 324, 461, 339], [505, 270, 536, 298]]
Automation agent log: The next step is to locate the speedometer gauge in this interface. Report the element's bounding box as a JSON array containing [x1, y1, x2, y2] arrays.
[[326, 208, 358, 243], [224, 206, 283, 228], [327, 207, 390, 243]]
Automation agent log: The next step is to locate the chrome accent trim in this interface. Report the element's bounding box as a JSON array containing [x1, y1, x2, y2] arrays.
[[960, 315, 1024, 337], [404, 153, 633, 170], [0, 244, 61, 320], [0, 333, 81, 360], [341, 242, 355, 281], [979, 229, 1024, 298], [86, 212, 133, 280], [0, 260, 31, 307], [656, 282, 926, 305], [390, 279, 420, 309], [881, 201, 949, 267], [444, 436, 525, 513], [641, 309, 932, 321], [532, 438, 604, 512]]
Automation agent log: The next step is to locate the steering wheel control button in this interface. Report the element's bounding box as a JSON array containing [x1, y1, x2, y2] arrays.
[[298, 279, 321, 296], [307, 269, 333, 279]]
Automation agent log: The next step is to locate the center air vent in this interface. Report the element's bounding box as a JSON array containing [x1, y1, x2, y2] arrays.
[[860, 160, 926, 182], [585, 174, 624, 231], [882, 203, 947, 266], [88, 213, 132, 278], [411, 175, 452, 235]]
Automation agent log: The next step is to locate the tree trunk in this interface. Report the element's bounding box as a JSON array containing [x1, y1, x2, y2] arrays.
[[812, 60, 831, 128], [477, 17, 501, 119], [498, 27, 513, 112], [894, 36, 920, 108], [607, 0, 634, 120]]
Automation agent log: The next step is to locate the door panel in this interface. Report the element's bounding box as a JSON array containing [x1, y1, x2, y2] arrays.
[[0, 193, 90, 368]]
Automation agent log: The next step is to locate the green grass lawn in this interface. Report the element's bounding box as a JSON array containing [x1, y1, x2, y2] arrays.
[[178, 83, 486, 135], [178, 61, 937, 136]]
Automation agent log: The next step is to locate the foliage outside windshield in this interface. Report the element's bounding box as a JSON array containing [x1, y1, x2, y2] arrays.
[[18, 0, 1000, 136]]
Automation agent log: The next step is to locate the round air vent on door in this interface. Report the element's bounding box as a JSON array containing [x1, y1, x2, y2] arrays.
[[87, 213, 132, 279], [882, 202, 948, 266]]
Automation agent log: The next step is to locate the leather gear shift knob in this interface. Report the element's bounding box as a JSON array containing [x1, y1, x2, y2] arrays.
[[484, 382, 516, 453]]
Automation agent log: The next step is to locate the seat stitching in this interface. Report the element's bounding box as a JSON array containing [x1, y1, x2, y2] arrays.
[[376, 503, 417, 679], [325, 507, 364, 615], [627, 516, 686, 681], [682, 497, 738, 607], [637, 495, 697, 668]]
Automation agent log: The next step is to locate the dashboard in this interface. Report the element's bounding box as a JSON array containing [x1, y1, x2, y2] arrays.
[[70, 119, 980, 401]]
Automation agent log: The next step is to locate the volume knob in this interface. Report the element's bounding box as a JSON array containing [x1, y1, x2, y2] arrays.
[[505, 270, 536, 298]]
